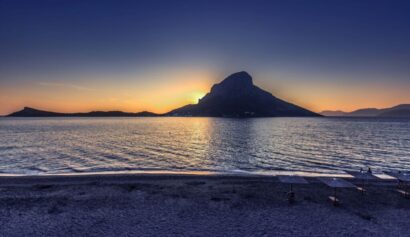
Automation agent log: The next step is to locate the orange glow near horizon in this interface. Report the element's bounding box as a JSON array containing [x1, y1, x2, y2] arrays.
[[0, 69, 215, 115], [1, 69, 409, 116]]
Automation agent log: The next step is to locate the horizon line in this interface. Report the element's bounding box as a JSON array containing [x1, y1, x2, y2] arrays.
[[4, 102, 410, 117]]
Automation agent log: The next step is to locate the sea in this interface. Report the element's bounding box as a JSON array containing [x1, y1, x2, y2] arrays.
[[0, 117, 409, 175]]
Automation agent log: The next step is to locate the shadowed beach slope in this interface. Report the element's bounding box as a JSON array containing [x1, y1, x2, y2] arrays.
[[167, 71, 320, 117]]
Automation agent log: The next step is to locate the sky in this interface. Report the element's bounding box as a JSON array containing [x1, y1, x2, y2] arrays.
[[1, 0, 410, 115]]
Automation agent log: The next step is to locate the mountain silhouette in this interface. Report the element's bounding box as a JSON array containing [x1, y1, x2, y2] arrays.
[[7, 71, 320, 117], [166, 71, 319, 117], [9, 107, 65, 117], [320, 104, 410, 117], [8, 107, 158, 117]]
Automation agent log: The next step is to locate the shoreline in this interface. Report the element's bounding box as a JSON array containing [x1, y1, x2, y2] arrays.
[[0, 169, 396, 179], [0, 170, 398, 189]]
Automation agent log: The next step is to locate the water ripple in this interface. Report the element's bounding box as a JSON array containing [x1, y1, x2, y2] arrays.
[[0, 117, 409, 174]]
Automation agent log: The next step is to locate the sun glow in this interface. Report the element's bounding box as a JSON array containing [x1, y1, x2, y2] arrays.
[[0, 69, 217, 115], [190, 92, 207, 104]]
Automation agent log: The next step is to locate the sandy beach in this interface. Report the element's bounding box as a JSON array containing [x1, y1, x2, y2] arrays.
[[0, 172, 409, 237]]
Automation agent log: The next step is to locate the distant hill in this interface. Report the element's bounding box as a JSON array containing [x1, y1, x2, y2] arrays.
[[166, 71, 320, 117], [319, 110, 348, 117], [378, 104, 410, 117], [7, 107, 159, 117], [9, 107, 65, 117], [320, 104, 410, 117]]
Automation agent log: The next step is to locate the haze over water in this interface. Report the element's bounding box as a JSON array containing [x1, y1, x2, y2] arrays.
[[0, 117, 409, 175]]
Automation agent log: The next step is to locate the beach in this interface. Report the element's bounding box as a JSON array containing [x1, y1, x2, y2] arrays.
[[0, 172, 409, 237]]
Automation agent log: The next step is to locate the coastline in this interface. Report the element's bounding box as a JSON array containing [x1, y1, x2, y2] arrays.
[[0, 169, 396, 180], [0, 169, 396, 182], [1, 171, 408, 236]]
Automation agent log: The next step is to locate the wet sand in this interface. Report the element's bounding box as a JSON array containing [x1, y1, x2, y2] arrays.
[[0, 173, 409, 237]]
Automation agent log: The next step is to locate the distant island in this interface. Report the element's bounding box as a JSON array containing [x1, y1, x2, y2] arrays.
[[320, 104, 410, 117], [167, 71, 319, 117], [7, 71, 320, 118], [8, 107, 159, 117]]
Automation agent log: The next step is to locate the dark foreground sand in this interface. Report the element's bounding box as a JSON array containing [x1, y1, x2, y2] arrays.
[[0, 173, 409, 237]]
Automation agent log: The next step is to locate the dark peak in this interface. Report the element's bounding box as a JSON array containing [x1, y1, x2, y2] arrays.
[[220, 71, 253, 86], [23, 107, 41, 111], [210, 71, 254, 95], [21, 107, 56, 113]]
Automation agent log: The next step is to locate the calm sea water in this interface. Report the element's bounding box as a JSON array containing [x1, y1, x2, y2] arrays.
[[0, 117, 409, 175]]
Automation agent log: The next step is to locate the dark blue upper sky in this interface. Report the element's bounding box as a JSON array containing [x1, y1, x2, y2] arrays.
[[1, 0, 410, 114]]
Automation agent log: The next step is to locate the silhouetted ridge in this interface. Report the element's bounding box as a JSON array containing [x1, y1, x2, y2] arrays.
[[320, 104, 410, 117], [8, 71, 321, 118], [210, 71, 253, 93], [167, 71, 319, 117], [7, 107, 159, 117], [10, 107, 65, 117]]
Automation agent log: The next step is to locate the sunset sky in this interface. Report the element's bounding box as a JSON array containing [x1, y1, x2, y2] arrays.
[[1, 0, 410, 115]]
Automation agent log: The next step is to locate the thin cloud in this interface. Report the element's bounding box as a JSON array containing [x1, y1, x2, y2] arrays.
[[37, 82, 95, 92]]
